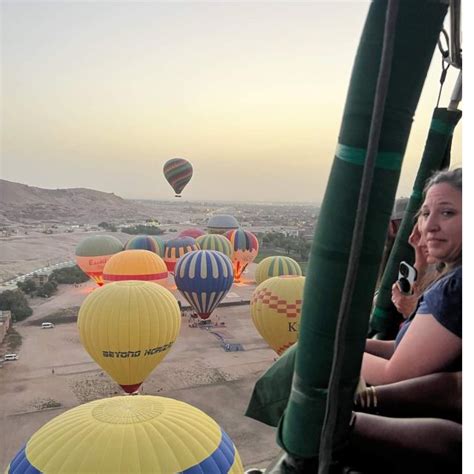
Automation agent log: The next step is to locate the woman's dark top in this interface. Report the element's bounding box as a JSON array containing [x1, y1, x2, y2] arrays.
[[395, 266, 462, 351]]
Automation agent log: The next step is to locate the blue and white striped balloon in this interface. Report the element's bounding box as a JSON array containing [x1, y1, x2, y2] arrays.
[[175, 250, 234, 320]]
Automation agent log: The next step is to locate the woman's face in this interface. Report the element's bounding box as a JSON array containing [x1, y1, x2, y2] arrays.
[[419, 182, 462, 264]]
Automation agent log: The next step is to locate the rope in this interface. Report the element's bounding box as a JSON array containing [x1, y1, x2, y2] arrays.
[[317, 1, 400, 472]]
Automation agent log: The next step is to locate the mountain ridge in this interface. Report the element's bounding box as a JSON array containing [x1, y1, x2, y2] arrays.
[[0, 179, 154, 225]]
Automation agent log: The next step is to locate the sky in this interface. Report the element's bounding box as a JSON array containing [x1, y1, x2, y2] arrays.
[[1, 1, 463, 204]]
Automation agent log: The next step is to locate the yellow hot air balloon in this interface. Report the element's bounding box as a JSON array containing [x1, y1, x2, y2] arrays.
[[103, 249, 169, 287], [77, 281, 181, 393], [7, 395, 244, 473], [255, 256, 302, 285], [250, 275, 305, 355]]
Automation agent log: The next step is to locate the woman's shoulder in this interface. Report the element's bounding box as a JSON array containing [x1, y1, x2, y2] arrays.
[[419, 266, 462, 337]]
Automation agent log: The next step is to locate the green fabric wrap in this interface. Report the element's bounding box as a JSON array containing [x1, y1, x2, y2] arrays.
[[370, 107, 462, 337], [276, 0, 448, 459]]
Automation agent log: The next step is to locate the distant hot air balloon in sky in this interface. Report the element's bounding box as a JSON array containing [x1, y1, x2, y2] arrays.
[[7, 395, 243, 473], [75, 235, 123, 286], [163, 237, 200, 273], [163, 158, 193, 197], [175, 250, 234, 320], [125, 235, 161, 254], [255, 256, 303, 285], [103, 249, 168, 287], [77, 281, 180, 393], [225, 229, 259, 282], [178, 227, 206, 239], [250, 275, 305, 355], [196, 234, 233, 259]]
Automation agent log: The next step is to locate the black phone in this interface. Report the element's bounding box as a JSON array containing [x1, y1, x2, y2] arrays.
[[397, 261, 417, 295]]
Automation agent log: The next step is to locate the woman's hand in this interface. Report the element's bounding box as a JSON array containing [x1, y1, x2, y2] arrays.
[[409, 224, 429, 271], [391, 282, 418, 318]]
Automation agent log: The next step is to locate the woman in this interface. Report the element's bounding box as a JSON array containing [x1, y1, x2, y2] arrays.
[[362, 168, 462, 385]]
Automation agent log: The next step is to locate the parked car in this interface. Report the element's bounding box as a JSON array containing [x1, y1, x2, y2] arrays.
[[41, 322, 55, 329], [4, 354, 19, 361]]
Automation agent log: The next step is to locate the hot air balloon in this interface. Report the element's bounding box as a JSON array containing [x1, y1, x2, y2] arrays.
[[250, 275, 305, 355], [152, 236, 165, 257], [163, 158, 193, 197], [125, 235, 161, 253], [225, 229, 259, 282], [75, 235, 123, 286], [178, 227, 206, 239], [196, 234, 233, 259], [7, 396, 243, 473], [175, 250, 234, 320], [163, 236, 200, 273], [77, 281, 180, 393], [207, 214, 240, 234], [255, 256, 303, 285], [103, 249, 168, 287]]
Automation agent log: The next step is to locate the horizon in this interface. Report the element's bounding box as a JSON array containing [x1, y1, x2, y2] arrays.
[[1, 1, 462, 203]]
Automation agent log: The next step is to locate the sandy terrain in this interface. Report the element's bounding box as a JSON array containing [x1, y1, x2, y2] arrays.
[[0, 265, 282, 471]]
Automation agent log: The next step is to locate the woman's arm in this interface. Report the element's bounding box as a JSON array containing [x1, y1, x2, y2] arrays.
[[362, 314, 461, 385], [365, 339, 396, 359]]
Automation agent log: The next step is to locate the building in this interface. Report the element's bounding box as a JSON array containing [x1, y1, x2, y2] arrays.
[[0, 310, 12, 344]]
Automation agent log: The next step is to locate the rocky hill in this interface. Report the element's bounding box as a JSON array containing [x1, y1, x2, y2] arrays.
[[0, 180, 154, 225]]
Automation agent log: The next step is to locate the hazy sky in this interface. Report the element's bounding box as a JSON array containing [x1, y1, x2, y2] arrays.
[[1, 1, 462, 203]]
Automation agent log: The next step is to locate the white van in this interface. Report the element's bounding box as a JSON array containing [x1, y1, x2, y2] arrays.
[[4, 354, 19, 361], [41, 322, 55, 329]]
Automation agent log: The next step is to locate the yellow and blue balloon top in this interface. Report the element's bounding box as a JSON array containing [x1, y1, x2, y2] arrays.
[[196, 234, 233, 259], [250, 275, 305, 355], [255, 256, 302, 286], [175, 250, 234, 320], [77, 281, 181, 393], [75, 235, 124, 286], [164, 237, 200, 273], [7, 395, 244, 473], [103, 249, 168, 287], [224, 229, 259, 282], [163, 158, 193, 197]]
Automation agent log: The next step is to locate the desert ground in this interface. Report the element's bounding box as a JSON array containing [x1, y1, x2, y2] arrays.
[[0, 264, 284, 471]]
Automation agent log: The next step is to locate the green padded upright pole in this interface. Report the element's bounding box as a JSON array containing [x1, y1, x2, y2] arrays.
[[277, 0, 448, 460], [370, 107, 462, 338]]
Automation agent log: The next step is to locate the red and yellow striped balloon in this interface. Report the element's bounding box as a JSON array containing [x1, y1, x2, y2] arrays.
[[103, 250, 168, 287]]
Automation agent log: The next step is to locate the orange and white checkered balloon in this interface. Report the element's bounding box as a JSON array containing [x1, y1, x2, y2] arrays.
[[250, 275, 305, 355]]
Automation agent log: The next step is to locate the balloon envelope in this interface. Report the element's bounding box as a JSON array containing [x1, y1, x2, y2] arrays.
[[8, 395, 243, 473], [255, 256, 302, 285], [75, 235, 123, 286], [125, 235, 161, 254], [152, 236, 166, 257], [175, 250, 234, 320], [225, 229, 259, 282], [103, 249, 168, 286], [207, 214, 240, 234], [77, 281, 181, 393], [196, 234, 233, 259], [178, 227, 206, 239], [250, 275, 305, 355], [164, 237, 200, 272], [163, 158, 193, 196]]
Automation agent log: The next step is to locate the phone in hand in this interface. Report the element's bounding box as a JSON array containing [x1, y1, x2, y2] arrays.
[[397, 261, 417, 295]]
